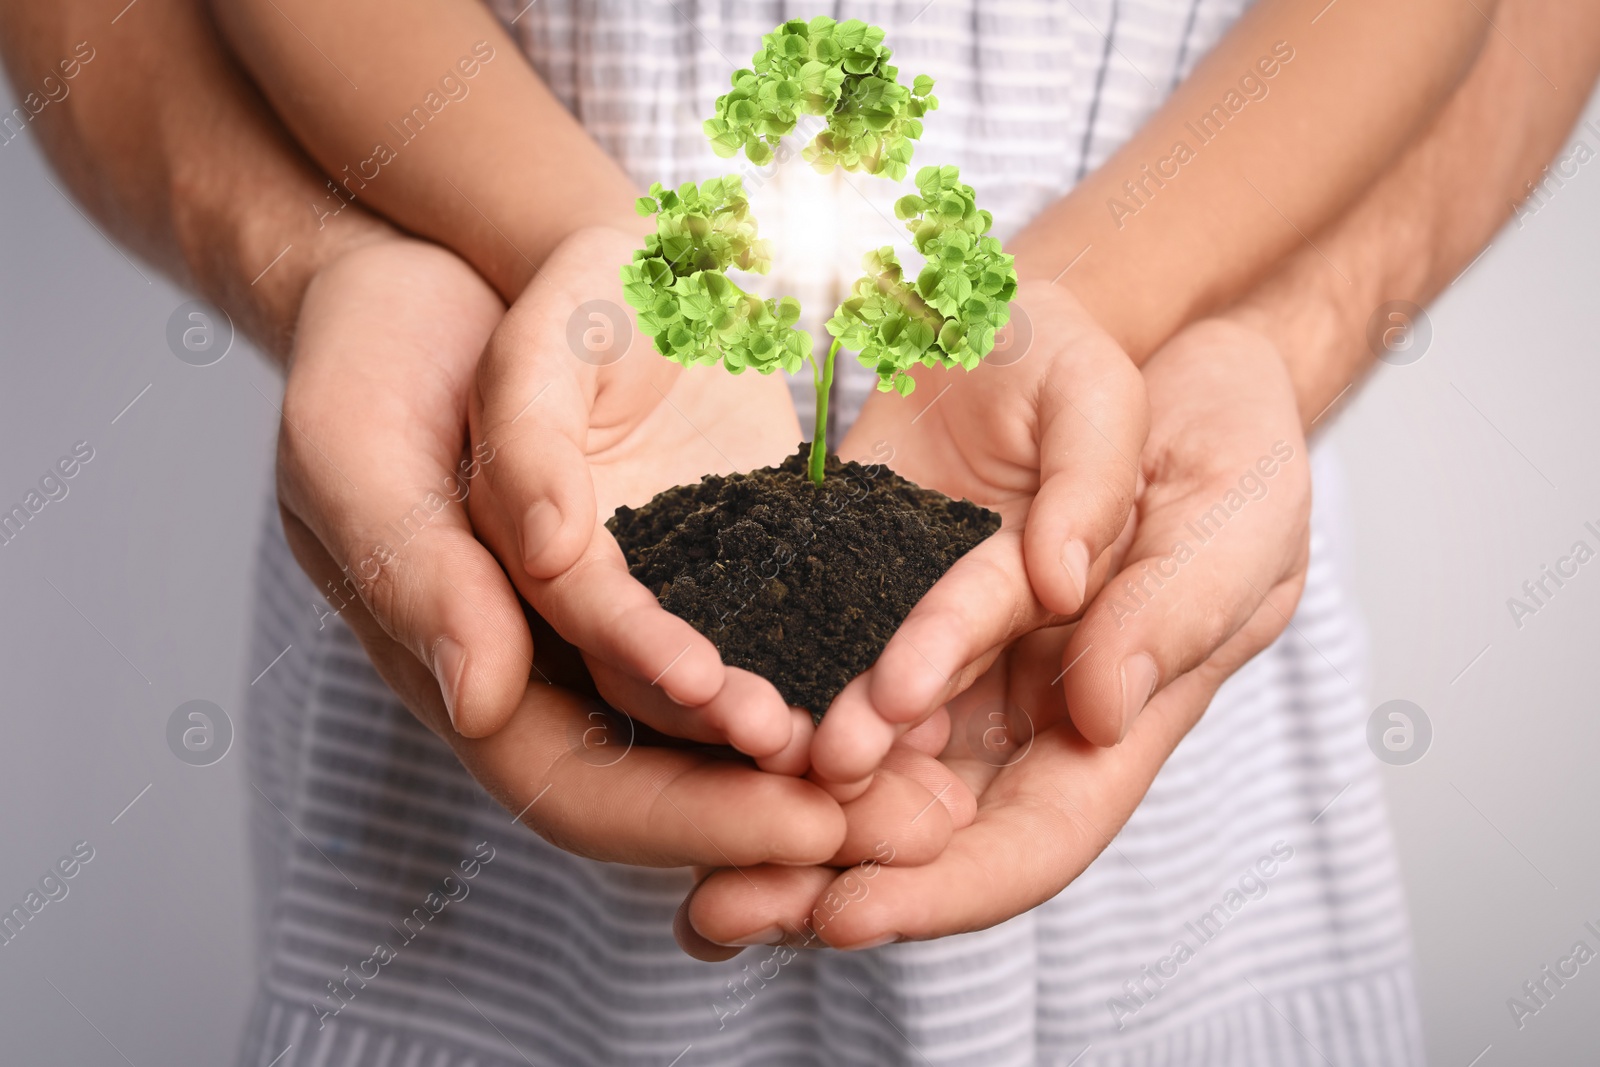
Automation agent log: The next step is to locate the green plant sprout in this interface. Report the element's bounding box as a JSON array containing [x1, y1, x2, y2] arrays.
[[621, 19, 1017, 487], [703, 16, 938, 181], [827, 166, 1017, 395], [621, 176, 812, 379]]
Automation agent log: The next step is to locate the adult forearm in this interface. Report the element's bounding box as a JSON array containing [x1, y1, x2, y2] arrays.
[[0, 0, 391, 364], [209, 0, 642, 302], [1228, 0, 1600, 430], [1009, 0, 1490, 361]]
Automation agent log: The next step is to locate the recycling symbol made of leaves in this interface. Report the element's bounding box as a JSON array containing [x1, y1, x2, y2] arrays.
[[621, 16, 1019, 398]]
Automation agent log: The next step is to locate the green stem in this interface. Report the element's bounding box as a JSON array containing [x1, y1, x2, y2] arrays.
[[809, 337, 841, 486]]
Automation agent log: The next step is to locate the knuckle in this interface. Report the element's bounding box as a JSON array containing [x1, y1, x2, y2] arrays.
[[1191, 598, 1238, 658], [1091, 466, 1139, 526], [345, 550, 423, 650], [1051, 468, 1136, 550]]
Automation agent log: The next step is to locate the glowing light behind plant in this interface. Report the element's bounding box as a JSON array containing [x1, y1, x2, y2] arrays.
[[623, 16, 1014, 485]]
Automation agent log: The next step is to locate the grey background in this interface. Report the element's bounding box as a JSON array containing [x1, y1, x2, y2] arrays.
[[1, 79, 1598, 1067]]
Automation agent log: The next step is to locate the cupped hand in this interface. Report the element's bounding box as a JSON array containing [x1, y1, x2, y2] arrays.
[[810, 281, 1148, 789], [679, 315, 1311, 953], [467, 225, 813, 769], [277, 235, 847, 868]]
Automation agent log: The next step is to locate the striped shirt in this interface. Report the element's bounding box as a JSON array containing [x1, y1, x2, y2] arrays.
[[237, 3, 1425, 1064]]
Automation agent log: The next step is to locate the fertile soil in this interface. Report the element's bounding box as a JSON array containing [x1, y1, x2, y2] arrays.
[[608, 445, 1000, 721]]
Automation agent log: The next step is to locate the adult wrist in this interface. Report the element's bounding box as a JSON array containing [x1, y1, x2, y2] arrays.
[[1220, 254, 1362, 432], [493, 205, 653, 301], [167, 146, 396, 366]]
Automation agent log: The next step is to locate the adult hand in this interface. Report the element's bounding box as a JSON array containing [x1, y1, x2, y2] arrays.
[[810, 281, 1148, 789], [277, 236, 848, 867], [465, 226, 813, 769], [277, 237, 526, 735], [680, 316, 1311, 952]]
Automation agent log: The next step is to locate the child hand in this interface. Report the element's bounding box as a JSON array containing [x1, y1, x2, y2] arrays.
[[809, 281, 1148, 790], [466, 225, 813, 768]]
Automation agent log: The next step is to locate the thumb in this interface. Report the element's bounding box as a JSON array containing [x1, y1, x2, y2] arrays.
[[469, 311, 600, 582], [1022, 354, 1146, 617], [279, 501, 532, 738]]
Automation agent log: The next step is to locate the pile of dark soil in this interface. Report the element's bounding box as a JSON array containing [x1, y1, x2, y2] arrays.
[[608, 445, 1000, 720]]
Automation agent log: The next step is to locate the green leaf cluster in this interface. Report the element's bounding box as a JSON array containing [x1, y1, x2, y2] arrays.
[[825, 165, 1017, 394], [703, 16, 938, 181], [621, 176, 812, 375]]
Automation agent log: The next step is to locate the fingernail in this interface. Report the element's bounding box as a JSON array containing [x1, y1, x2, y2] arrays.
[[1060, 539, 1089, 611], [521, 501, 562, 573], [1119, 653, 1159, 742], [720, 925, 783, 947], [840, 933, 898, 951], [431, 636, 467, 730]]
